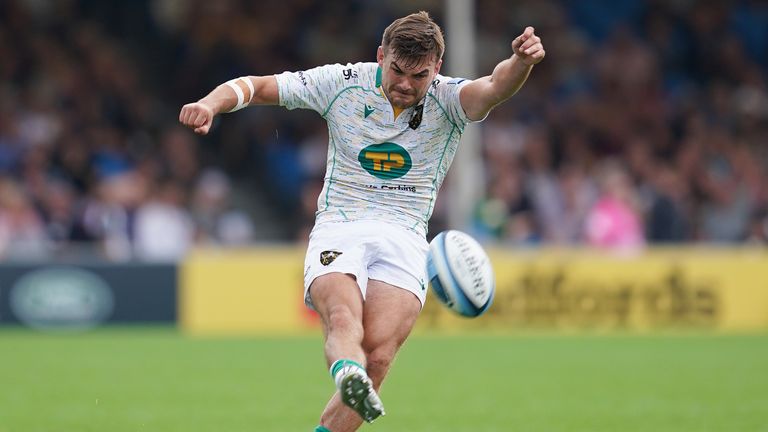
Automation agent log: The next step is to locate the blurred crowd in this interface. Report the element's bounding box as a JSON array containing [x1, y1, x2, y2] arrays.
[[0, 0, 766, 261], [471, 0, 768, 249]]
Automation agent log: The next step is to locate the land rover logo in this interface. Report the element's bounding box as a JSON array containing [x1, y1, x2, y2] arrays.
[[9, 267, 114, 331], [358, 142, 412, 179]]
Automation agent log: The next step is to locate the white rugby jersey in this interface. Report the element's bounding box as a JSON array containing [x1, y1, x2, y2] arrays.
[[275, 62, 478, 237]]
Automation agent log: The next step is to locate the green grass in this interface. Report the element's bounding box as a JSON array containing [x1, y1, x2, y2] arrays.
[[1, 328, 767, 432]]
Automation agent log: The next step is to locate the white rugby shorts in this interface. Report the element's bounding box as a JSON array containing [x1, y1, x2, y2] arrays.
[[303, 220, 430, 310]]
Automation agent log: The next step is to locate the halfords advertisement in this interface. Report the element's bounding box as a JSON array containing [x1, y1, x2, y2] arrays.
[[180, 247, 768, 334]]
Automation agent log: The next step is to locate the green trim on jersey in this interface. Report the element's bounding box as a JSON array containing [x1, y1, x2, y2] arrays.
[[322, 85, 381, 118], [322, 86, 357, 118], [324, 135, 338, 208], [427, 92, 461, 131], [375, 66, 382, 87], [425, 125, 457, 220]]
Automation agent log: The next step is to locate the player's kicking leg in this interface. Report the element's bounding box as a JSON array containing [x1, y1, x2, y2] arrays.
[[313, 278, 421, 432], [309, 272, 385, 426]]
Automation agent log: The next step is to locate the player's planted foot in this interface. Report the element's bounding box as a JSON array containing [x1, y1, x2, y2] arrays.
[[339, 370, 385, 423]]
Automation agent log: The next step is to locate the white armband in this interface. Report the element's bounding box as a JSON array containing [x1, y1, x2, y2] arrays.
[[224, 77, 255, 112]]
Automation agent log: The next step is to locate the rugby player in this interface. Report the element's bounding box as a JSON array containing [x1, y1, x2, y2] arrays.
[[180, 11, 544, 432]]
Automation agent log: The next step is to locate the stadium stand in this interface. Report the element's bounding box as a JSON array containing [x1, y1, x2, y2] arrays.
[[0, 0, 766, 261]]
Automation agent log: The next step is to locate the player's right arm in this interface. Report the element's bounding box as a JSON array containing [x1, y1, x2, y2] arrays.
[[179, 76, 278, 135]]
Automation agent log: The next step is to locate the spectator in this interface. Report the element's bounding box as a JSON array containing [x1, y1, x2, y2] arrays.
[[134, 179, 195, 261], [473, 162, 539, 245], [0, 177, 50, 259], [585, 160, 645, 251], [645, 162, 690, 242], [191, 169, 254, 246]]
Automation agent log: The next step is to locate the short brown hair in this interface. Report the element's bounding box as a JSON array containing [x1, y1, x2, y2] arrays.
[[382, 11, 445, 68]]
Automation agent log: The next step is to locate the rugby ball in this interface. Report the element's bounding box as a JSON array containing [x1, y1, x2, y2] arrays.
[[426, 230, 495, 317]]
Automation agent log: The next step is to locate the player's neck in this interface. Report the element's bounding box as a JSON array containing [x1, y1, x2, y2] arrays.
[[392, 106, 405, 119]]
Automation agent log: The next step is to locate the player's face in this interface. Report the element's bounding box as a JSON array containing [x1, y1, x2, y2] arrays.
[[377, 46, 442, 109]]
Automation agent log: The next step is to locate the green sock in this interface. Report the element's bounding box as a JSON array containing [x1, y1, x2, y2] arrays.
[[330, 359, 367, 390], [315, 426, 332, 432], [329, 359, 365, 378]]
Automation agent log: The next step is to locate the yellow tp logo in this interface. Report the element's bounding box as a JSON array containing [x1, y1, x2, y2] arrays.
[[358, 143, 412, 179], [365, 152, 405, 172]]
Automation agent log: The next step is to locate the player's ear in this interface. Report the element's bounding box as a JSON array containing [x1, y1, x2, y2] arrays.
[[377, 46, 384, 66], [434, 59, 442, 75]]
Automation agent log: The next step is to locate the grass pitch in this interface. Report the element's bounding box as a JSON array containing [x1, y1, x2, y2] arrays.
[[0, 328, 766, 432]]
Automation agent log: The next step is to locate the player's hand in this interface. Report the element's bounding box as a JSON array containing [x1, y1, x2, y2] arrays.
[[512, 26, 545, 66], [179, 102, 215, 135]]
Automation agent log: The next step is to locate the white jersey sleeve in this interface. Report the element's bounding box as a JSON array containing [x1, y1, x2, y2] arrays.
[[429, 76, 482, 132], [275, 63, 360, 115]]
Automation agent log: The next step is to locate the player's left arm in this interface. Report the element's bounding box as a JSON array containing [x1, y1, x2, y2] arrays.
[[459, 26, 545, 121]]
